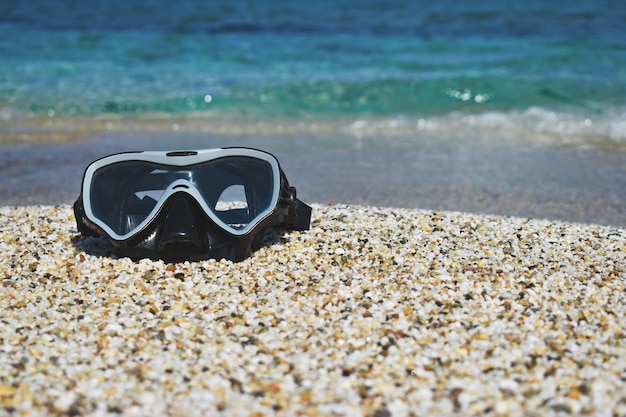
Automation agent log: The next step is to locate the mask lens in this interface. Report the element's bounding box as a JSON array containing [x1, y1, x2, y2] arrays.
[[88, 156, 277, 237], [90, 161, 175, 235], [194, 156, 275, 231]]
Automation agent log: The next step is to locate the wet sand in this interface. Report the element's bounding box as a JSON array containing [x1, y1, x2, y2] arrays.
[[1, 129, 625, 227]]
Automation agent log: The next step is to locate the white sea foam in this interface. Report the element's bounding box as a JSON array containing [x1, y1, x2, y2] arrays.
[[2, 106, 625, 149], [347, 107, 626, 146]]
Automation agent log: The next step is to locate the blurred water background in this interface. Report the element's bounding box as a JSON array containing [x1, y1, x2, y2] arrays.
[[1, 0, 625, 225]]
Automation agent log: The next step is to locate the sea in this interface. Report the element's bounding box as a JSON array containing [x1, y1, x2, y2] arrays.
[[1, 0, 626, 226]]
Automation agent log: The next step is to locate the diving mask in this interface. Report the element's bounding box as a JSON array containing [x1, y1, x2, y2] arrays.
[[74, 147, 311, 262]]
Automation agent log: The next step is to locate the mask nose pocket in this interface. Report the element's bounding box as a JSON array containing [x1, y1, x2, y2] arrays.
[[157, 196, 205, 253]]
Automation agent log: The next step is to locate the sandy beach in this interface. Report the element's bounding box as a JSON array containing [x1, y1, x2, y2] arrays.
[[1, 203, 625, 416], [3, 1, 626, 415]]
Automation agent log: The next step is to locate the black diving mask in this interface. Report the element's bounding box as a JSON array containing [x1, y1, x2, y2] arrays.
[[73, 147, 311, 262]]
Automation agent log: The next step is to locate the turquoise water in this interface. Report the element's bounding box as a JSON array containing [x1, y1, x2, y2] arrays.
[[2, 0, 626, 144]]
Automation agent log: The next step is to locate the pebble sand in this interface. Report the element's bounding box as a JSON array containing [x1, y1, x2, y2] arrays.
[[1, 204, 625, 416]]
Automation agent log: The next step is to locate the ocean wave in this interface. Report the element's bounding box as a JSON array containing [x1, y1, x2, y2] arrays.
[[3, 107, 624, 148], [345, 108, 626, 146]]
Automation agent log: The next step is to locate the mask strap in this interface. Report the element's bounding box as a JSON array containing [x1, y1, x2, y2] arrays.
[[73, 199, 100, 237], [294, 197, 312, 230], [280, 183, 311, 231]]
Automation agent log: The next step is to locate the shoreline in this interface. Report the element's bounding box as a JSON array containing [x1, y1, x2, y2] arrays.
[[1, 128, 626, 228], [1, 203, 625, 416]]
